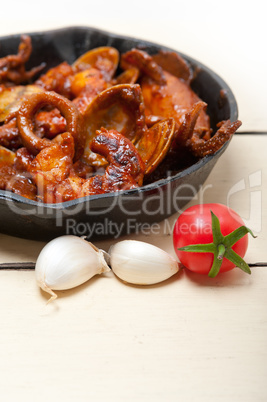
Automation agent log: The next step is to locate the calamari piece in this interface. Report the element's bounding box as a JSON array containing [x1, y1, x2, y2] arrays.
[[28, 132, 76, 203], [5, 170, 37, 200], [35, 62, 74, 98], [121, 49, 166, 85], [26, 132, 85, 203], [0, 164, 15, 190], [0, 144, 18, 195], [0, 146, 36, 199], [34, 109, 67, 138], [73, 47, 119, 81], [189, 120, 242, 157], [72, 159, 94, 179], [16, 91, 84, 160], [14, 147, 35, 171], [136, 118, 176, 175], [0, 118, 21, 149], [81, 128, 145, 195], [82, 84, 146, 166], [0, 35, 44, 84], [0, 85, 43, 122], [152, 50, 193, 84]]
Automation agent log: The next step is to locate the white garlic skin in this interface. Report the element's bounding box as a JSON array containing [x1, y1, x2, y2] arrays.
[[35, 235, 110, 300], [109, 240, 179, 285]]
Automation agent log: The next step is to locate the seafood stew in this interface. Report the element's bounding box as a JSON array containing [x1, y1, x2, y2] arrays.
[[0, 31, 241, 204], [0, 27, 239, 240]]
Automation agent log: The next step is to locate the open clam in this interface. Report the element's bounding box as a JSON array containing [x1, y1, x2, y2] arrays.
[[152, 50, 193, 84], [81, 83, 176, 175], [73, 46, 119, 81], [81, 83, 146, 166], [0, 145, 16, 165], [0, 85, 43, 122], [136, 118, 176, 175]]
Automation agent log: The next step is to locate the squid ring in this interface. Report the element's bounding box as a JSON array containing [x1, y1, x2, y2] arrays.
[[17, 91, 83, 158]]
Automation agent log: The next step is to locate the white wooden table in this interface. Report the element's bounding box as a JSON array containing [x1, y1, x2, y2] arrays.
[[0, 2, 266, 401]]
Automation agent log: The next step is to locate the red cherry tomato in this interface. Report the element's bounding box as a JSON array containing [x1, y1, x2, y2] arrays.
[[173, 203, 249, 275]]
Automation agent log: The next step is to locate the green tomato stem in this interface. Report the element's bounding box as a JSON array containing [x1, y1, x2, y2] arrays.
[[177, 210, 255, 277], [217, 244, 226, 260]]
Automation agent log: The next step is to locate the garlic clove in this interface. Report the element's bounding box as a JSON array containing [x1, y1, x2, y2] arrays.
[[109, 240, 179, 285], [35, 235, 110, 302]]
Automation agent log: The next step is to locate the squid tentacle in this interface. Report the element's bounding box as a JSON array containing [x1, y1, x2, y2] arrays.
[[16, 91, 84, 160], [189, 120, 242, 157]]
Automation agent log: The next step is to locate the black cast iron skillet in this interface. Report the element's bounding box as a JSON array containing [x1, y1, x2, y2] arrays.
[[0, 26, 238, 241]]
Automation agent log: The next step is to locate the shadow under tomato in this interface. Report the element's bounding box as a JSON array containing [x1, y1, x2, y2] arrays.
[[182, 265, 252, 287]]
